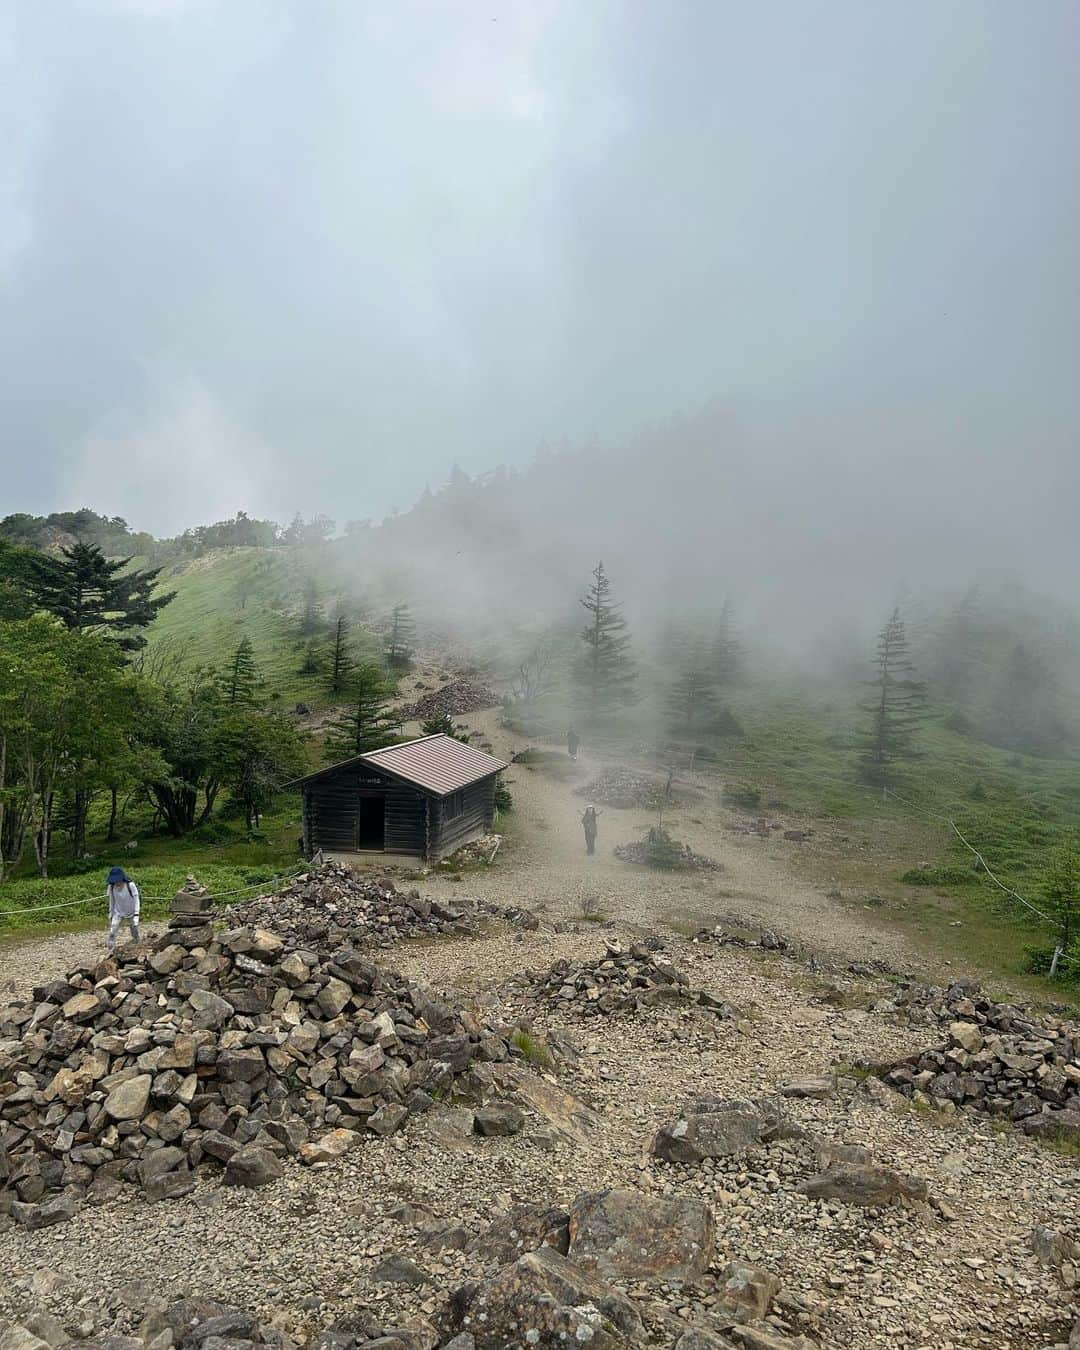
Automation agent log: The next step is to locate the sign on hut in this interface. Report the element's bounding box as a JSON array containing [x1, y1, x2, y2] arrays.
[[288, 733, 509, 865]]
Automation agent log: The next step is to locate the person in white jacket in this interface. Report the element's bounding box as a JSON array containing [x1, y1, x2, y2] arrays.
[[106, 866, 141, 950]]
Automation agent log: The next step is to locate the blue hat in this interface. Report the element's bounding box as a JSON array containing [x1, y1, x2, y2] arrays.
[[107, 866, 129, 885]]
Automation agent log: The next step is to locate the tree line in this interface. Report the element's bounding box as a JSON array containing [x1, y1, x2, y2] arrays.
[[0, 541, 307, 879]]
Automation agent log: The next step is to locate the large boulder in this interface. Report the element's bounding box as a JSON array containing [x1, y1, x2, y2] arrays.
[[653, 1101, 763, 1163], [798, 1163, 929, 1207], [568, 1188, 715, 1283], [449, 1246, 643, 1349], [1021, 1109, 1080, 1145]]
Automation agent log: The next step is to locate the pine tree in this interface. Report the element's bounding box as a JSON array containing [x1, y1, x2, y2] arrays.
[[326, 614, 353, 695], [386, 603, 416, 672], [223, 638, 259, 707], [421, 712, 469, 743], [576, 561, 636, 720], [300, 576, 322, 636], [859, 607, 928, 787], [323, 664, 396, 761], [668, 640, 718, 733], [29, 542, 175, 652], [712, 602, 744, 688]]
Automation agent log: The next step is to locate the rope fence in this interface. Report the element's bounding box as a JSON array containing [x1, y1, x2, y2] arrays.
[[0, 864, 308, 920]]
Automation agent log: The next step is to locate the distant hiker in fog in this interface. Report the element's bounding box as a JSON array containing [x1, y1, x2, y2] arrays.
[[106, 866, 141, 950], [581, 804, 601, 855], [567, 727, 580, 761]]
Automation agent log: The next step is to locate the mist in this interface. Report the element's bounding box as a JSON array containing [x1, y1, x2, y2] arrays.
[[3, 0, 1079, 575]]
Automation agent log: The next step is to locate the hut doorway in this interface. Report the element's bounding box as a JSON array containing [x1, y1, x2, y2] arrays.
[[356, 794, 386, 850]]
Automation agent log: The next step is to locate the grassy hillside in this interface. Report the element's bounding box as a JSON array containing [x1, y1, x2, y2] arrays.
[[146, 549, 312, 702], [145, 547, 383, 706], [671, 690, 1080, 990]]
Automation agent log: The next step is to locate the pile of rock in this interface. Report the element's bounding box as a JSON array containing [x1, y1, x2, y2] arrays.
[[401, 681, 498, 721], [507, 940, 735, 1019], [0, 899, 533, 1230], [875, 987, 1080, 1142], [227, 863, 530, 949], [576, 767, 669, 809], [613, 834, 720, 871]]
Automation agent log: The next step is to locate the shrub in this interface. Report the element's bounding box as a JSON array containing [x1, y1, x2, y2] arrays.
[[493, 777, 513, 813], [723, 783, 761, 811], [901, 865, 979, 887], [642, 826, 686, 869]]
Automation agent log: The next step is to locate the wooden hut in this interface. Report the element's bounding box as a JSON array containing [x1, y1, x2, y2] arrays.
[[289, 733, 509, 865]]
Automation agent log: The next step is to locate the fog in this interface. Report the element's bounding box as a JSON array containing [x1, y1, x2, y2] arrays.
[[4, 1, 1080, 625]]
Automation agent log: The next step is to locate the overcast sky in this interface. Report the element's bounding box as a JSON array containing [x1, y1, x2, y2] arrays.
[[2, 1, 1079, 540]]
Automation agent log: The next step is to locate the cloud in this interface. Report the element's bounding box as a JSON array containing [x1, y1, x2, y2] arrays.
[[74, 370, 274, 535]]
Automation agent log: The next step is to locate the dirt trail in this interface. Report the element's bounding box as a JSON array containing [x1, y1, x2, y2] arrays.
[[421, 709, 924, 972]]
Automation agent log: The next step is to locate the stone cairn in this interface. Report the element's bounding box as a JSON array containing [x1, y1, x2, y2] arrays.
[[873, 982, 1080, 1144], [0, 877, 534, 1232], [504, 939, 736, 1020], [227, 862, 537, 950]]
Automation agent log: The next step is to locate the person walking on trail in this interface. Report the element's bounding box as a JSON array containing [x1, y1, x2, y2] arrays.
[[567, 727, 580, 761], [581, 804, 601, 855], [106, 866, 141, 950]]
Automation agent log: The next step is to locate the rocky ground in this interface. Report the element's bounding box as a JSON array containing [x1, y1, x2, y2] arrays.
[[1, 713, 1078, 1350]]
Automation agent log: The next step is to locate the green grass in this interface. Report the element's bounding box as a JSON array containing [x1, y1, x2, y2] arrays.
[[672, 688, 1080, 999], [0, 794, 306, 934], [0, 860, 300, 934]]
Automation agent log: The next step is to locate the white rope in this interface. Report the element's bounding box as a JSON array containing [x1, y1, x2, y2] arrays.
[[0, 864, 307, 919], [881, 787, 1057, 928]]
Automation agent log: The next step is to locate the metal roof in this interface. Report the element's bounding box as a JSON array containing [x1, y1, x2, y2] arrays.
[[288, 733, 509, 797]]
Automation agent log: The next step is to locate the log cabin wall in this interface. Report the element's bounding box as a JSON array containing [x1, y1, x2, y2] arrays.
[[429, 778, 495, 859], [303, 767, 428, 858]]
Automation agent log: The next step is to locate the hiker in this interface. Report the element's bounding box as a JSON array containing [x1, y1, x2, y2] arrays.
[[581, 804, 601, 855], [106, 866, 141, 951], [567, 727, 580, 761]]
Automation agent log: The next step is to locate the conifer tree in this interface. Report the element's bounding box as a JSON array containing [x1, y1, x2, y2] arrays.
[[712, 601, 744, 688], [859, 607, 928, 787], [300, 576, 322, 636], [576, 561, 636, 720], [386, 602, 416, 672], [223, 638, 259, 707], [668, 640, 718, 733], [326, 614, 353, 695], [324, 664, 396, 761], [29, 541, 174, 652]]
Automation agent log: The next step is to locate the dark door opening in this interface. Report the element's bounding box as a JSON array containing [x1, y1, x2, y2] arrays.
[[357, 795, 386, 850]]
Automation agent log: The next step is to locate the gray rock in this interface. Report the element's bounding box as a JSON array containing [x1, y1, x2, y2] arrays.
[[472, 1103, 525, 1137], [371, 1255, 430, 1287], [449, 1245, 641, 1348], [223, 1147, 283, 1189], [0, 1328, 53, 1350], [104, 1074, 153, 1121], [715, 1260, 780, 1320], [11, 1192, 80, 1230], [568, 1188, 715, 1282], [653, 1101, 763, 1163], [798, 1163, 929, 1207]]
